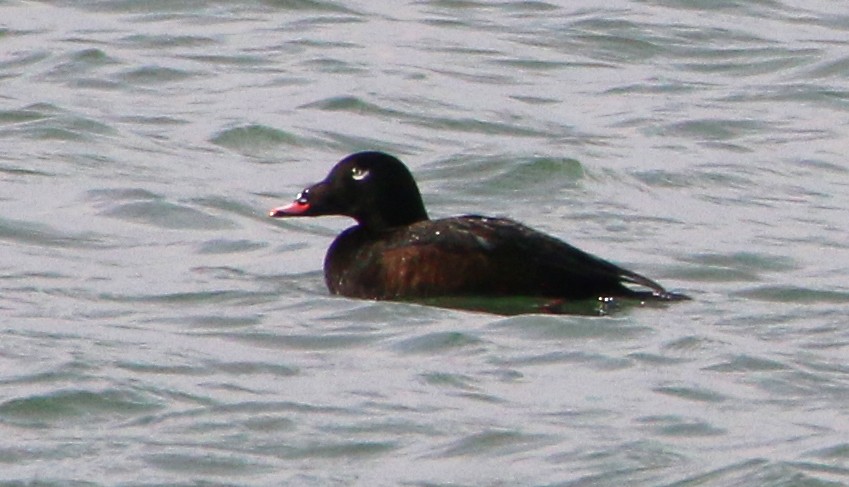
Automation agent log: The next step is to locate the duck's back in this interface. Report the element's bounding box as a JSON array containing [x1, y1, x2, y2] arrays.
[[324, 215, 669, 301]]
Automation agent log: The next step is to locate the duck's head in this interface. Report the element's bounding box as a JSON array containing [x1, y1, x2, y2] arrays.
[[269, 151, 429, 231]]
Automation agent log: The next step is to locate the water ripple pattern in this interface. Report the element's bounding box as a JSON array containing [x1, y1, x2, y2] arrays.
[[2, 0, 849, 485]]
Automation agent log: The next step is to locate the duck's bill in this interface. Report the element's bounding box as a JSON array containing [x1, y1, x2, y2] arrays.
[[269, 200, 310, 217]]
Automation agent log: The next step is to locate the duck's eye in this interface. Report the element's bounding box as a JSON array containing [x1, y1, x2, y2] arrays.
[[351, 166, 369, 181], [296, 189, 309, 203]]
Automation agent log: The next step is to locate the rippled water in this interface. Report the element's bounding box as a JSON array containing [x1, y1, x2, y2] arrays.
[[2, 0, 849, 485]]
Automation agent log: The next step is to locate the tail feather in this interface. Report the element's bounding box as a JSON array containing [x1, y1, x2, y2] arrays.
[[616, 267, 689, 301], [627, 289, 691, 301]]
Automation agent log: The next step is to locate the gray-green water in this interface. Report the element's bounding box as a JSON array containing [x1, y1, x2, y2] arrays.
[[3, 1, 849, 485]]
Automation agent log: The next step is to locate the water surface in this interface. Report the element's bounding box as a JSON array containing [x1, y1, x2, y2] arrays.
[[2, 0, 849, 485]]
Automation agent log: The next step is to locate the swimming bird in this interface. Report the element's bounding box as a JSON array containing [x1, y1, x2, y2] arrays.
[[269, 151, 688, 313]]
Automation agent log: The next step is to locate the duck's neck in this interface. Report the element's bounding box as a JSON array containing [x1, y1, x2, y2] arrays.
[[357, 202, 429, 232], [357, 215, 428, 233]]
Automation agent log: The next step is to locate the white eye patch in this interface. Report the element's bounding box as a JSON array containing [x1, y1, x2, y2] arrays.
[[351, 166, 369, 181]]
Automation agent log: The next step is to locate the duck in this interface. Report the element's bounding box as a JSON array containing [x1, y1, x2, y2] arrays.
[[269, 151, 689, 314]]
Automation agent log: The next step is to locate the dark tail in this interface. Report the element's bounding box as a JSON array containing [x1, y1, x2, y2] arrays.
[[615, 266, 690, 302], [628, 289, 691, 301]]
